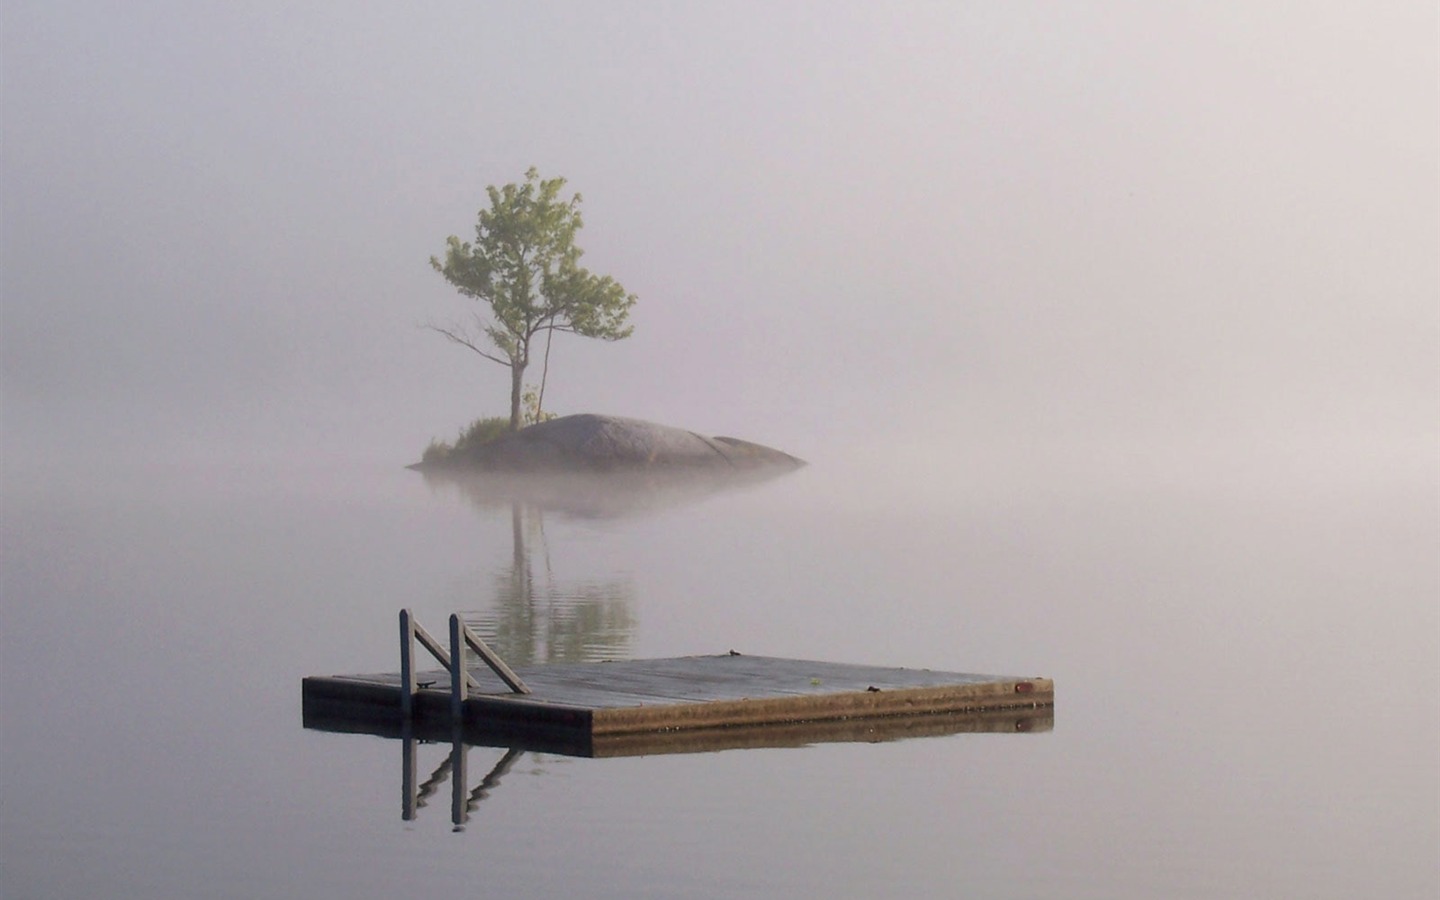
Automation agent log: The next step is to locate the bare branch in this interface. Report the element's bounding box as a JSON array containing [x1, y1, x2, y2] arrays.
[[424, 324, 512, 367]]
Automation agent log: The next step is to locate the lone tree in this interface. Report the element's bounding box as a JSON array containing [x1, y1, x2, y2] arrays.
[[430, 168, 636, 430]]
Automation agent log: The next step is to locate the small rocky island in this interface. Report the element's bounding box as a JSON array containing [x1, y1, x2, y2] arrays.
[[410, 414, 804, 518], [411, 413, 805, 474]]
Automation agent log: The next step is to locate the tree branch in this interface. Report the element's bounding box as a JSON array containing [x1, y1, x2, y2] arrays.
[[425, 324, 513, 367]]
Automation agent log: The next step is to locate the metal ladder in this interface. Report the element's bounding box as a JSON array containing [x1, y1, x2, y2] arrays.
[[397, 609, 531, 719]]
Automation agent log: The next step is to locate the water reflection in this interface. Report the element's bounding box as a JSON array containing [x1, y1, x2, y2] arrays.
[[314, 462, 1051, 828], [426, 465, 801, 667], [402, 722, 524, 832], [419, 465, 800, 520], [386, 712, 1054, 830], [460, 502, 636, 665]]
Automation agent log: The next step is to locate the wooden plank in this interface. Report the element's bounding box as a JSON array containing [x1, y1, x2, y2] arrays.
[[489, 656, 1020, 708], [303, 653, 1053, 743], [305, 692, 1053, 759], [587, 708, 1053, 758]]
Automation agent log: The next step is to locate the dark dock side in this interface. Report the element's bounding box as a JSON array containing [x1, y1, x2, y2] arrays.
[[303, 652, 1054, 746]]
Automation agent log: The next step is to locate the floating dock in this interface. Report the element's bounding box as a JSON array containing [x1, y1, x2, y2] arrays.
[[303, 610, 1054, 748]]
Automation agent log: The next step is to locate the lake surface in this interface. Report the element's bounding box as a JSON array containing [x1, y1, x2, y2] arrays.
[[2, 451, 1435, 899]]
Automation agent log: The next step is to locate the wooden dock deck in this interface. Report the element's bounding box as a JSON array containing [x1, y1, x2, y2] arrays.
[[302, 652, 1054, 751]]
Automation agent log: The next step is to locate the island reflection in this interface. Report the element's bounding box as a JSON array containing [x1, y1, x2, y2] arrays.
[[419, 464, 801, 520], [421, 465, 801, 667]]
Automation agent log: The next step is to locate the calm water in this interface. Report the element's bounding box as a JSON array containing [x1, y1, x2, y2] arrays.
[[2, 452, 1435, 899]]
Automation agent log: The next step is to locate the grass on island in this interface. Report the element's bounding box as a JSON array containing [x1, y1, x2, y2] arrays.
[[421, 416, 512, 465], [422, 390, 559, 465]]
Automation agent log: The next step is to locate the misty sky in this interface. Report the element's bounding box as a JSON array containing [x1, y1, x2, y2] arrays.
[[2, 2, 1435, 480]]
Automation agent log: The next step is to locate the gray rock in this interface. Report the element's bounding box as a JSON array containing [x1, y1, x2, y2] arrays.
[[424, 413, 804, 473]]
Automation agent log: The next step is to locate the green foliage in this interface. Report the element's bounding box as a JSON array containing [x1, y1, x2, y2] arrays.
[[521, 385, 556, 426], [429, 167, 637, 430], [421, 415, 511, 464], [420, 437, 451, 465], [454, 416, 512, 450]]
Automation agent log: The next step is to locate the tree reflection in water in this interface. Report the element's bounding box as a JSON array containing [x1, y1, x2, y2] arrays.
[[462, 501, 636, 666], [422, 466, 800, 667]]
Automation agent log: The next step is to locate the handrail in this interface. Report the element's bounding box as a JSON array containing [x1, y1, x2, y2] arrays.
[[398, 609, 530, 720], [450, 614, 531, 717], [452, 614, 531, 694]]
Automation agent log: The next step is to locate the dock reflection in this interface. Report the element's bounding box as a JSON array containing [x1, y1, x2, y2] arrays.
[[358, 464, 1049, 830], [308, 707, 1053, 827], [402, 722, 524, 832]]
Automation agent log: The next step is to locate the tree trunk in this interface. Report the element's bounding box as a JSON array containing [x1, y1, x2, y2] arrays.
[[508, 361, 525, 431]]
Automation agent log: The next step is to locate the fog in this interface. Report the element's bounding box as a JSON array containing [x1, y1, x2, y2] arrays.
[[2, 2, 1435, 488], [2, 9, 1437, 895]]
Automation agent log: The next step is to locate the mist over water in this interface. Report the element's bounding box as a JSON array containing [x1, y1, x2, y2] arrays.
[[2, 452, 1435, 897], [2, 3, 1434, 474], [3, 2, 1436, 898]]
